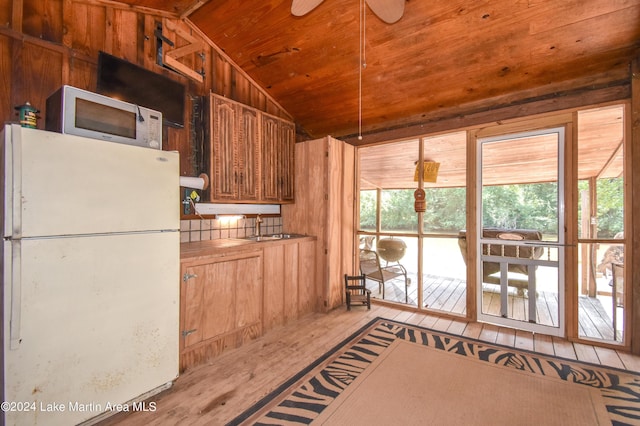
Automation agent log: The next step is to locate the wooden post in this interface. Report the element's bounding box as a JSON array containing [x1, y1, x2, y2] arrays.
[[580, 190, 589, 294], [631, 58, 640, 354], [466, 130, 478, 320]]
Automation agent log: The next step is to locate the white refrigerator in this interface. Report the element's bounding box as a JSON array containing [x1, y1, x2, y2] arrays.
[[1, 124, 180, 425]]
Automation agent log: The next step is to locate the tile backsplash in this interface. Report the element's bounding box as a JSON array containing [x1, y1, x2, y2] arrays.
[[180, 217, 283, 243]]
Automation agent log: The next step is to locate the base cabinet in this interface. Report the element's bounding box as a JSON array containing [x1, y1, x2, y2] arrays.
[[179, 238, 316, 371], [180, 251, 263, 371]]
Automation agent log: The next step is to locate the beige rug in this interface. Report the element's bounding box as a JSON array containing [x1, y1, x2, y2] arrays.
[[228, 318, 640, 425]]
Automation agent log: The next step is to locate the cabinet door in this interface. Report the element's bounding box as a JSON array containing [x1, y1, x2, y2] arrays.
[[283, 243, 299, 323], [262, 245, 285, 331], [210, 95, 238, 201], [202, 260, 237, 340], [181, 265, 205, 349], [279, 120, 296, 202], [261, 114, 280, 202], [261, 114, 296, 202], [181, 262, 235, 349], [238, 106, 259, 201]]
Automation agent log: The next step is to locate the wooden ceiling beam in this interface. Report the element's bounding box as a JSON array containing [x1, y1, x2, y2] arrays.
[[341, 82, 631, 146]]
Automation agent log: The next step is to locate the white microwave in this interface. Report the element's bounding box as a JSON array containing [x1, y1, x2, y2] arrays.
[[45, 85, 163, 150]]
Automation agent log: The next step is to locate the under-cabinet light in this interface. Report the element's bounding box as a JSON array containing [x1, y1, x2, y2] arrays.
[[215, 214, 244, 224]]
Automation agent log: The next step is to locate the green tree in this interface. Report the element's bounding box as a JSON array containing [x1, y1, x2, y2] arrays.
[[359, 190, 377, 230], [597, 178, 624, 237], [423, 187, 466, 232]]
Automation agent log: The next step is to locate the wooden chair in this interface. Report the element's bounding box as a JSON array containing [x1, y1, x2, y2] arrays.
[[359, 249, 409, 303], [611, 262, 624, 341], [344, 274, 371, 310]]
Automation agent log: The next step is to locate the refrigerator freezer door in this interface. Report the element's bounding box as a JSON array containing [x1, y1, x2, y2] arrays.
[[3, 232, 179, 426], [4, 125, 179, 238]]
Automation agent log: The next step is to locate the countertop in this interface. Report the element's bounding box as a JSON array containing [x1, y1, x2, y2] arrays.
[[180, 235, 316, 261]]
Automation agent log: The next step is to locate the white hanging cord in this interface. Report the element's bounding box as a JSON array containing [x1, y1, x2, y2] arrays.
[[358, 0, 366, 140]]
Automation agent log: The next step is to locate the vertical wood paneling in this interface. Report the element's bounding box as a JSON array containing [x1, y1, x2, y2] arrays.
[[103, 6, 113, 53], [111, 8, 137, 61], [282, 138, 327, 309], [218, 58, 232, 97], [0, 36, 12, 123], [61, 0, 72, 48], [284, 243, 299, 322], [1, 1, 11, 27], [282, 137, 355, 312], [341, 141, 356, 276], [297, 240, 316, 315], [70, 4, 106, 54], [66, 58, 94, 91], [13, 43, 62, 115], [326, 138, 341, 308], [22, 0, 62, 42]]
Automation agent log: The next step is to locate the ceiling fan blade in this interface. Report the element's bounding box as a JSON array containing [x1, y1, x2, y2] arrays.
[[365, 0, 405, 24], [291, 0, 325, 16]]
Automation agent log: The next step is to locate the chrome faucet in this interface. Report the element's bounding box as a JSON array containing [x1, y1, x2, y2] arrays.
[[255, 214, 263, 237]]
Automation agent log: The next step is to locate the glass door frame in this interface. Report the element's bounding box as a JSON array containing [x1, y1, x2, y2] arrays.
[[476, 126, 566, 337]]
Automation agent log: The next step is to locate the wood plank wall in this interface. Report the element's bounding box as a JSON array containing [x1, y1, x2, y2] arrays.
[[0, 0, 292, 177]]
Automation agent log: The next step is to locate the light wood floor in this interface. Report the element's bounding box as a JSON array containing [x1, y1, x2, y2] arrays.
[[99, 303, 640, 426]]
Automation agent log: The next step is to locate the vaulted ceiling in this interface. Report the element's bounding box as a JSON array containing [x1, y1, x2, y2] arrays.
[[116, 0, 640, 144]]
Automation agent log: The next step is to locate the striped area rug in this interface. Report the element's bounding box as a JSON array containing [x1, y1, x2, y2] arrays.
[[227, 317, 640, 425]]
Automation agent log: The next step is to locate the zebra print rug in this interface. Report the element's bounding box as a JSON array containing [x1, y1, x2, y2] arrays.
[[227, 317, 640, 425]]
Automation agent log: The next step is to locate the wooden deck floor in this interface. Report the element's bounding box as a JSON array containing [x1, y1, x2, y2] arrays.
[[366, 274, 619, 341], [100, 303, 640, 426]]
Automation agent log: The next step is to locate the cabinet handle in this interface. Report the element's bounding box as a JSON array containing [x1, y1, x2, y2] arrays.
[[182, 329, 197, 337], [183, 273, 198, 282]]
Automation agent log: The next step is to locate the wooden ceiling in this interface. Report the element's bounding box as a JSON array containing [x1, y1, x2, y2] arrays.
[[116, 0, 640, 144]]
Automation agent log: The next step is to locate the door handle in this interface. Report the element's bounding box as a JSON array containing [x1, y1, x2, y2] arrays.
[[522, 242, 575, 247]]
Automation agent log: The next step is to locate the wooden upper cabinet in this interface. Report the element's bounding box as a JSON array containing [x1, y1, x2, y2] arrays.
[[209, 94, 260, 202], [209, 93, 294, 203], [261, 113, 295, 203]]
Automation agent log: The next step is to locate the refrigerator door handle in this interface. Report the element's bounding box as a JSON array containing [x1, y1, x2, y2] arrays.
[[10, 124, 23, 238], [9, 240, 22, 349]]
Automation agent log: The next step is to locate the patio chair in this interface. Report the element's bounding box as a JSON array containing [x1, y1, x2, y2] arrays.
[[344, 274, 371, 310], [597, 232, 624, 286], [611, 262, 624, 341], [458, 229, 544, 296], [359, 249, 410, 303]]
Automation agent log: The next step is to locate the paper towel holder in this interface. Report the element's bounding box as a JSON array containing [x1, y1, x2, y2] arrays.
[[180, 173, 209, 216], [179, 173, 209, 190]]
